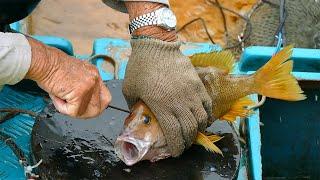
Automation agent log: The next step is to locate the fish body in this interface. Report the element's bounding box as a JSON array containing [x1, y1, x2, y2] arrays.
[[115, 45, 306, 166]]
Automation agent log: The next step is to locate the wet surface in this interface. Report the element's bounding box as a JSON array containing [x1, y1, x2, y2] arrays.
[[260, 81, 320, 179], [31, 80, 241, 180]]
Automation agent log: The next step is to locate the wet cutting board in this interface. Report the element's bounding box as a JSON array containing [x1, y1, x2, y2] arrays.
[[31, 80, 241, 180]]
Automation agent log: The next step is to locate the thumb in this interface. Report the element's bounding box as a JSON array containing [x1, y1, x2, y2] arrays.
[[49, 94, 69, 115]]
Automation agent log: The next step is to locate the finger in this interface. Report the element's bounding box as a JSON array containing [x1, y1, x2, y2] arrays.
[[78, 84, 101, 119], [76, 85, 96, 117], [59, 84, 94, 118], [191, 100, 209, 131], [175, 107, 198, 148], [99, 80, 112, 112], [50, 94, 69, 115], [196, 81, 213, 120], [147, 103, 185, 157]]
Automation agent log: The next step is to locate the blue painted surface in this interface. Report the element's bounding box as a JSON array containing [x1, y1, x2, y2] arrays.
[[239, 46, 320, 73], [32, 35, 74, 56], [245, 95, 262, 180], [9, 22, 20, 32], [0, 87, 46, 180], [93, 38, 130, 80]]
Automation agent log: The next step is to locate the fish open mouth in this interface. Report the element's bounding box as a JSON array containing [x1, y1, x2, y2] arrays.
[[122, 141, 139, 160], [115, 136, 151, 166]]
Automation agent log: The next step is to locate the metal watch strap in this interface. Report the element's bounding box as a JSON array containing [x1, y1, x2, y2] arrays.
[[129, 11, 157, 34]]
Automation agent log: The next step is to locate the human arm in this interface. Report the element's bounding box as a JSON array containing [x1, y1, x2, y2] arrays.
[[0, 32, 111, 118], [120, 2, 213, 157]]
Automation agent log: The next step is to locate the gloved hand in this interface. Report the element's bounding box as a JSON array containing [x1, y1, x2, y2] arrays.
[[25, 38, 111, 119], [122, 38, 212, 157]]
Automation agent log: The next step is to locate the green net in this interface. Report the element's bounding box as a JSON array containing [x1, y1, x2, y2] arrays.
[[244, 0, 320, 48]]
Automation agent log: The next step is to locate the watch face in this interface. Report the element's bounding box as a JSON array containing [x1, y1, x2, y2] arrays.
[[160, 8, 177, 29]]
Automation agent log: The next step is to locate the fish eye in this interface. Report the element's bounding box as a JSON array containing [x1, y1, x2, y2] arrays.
[[143, 115, 151, 125]]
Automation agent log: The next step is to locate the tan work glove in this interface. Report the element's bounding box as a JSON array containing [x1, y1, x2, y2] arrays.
[[123, 38, 212, 157]]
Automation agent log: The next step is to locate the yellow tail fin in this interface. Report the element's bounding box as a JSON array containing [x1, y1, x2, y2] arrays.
[[220, 96, 255, 122], [253, 45, 306, 101], [195, 132, 223, 156]]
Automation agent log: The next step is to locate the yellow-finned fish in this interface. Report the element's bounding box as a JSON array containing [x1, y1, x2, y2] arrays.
[[114, 45, 306, 166]]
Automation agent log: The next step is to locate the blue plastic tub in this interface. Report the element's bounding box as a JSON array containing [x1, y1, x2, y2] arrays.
[[239, 46, 320, 179]]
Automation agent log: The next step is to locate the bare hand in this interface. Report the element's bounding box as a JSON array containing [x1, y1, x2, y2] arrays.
[[25, 38, 111, 118]]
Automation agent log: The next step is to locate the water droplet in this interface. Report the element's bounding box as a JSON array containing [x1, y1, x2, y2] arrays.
[[74, 145, 81, 151], [279, 116, 282, 123], [210, 167, 216, 172], [315, 95, 318, 102], [94, 170, 101, 177], [123, 168, 131, 173]]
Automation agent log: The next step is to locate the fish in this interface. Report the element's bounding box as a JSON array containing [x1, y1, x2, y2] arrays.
[[115, 45, 306, 166]]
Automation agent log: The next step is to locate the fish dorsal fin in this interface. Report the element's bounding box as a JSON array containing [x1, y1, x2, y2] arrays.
[[195, 132, 223, 155], [190, 51, 235, 73], [220, 96, 255, 122]]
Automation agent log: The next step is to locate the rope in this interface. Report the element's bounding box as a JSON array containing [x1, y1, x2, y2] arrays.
[[0, 131, 41, 179], [176, 0, 252, 50], [207, 0, 253, 50], [177, 17, 216, 44], [0, 108, 37, 124]]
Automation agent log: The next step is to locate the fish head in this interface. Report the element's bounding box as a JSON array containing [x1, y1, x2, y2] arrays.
[[115, 100, 171, 166]]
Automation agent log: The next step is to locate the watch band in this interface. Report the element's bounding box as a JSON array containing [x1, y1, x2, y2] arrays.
[[129, 11, 158, 34]]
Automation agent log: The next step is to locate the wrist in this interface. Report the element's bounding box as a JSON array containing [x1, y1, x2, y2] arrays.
[[25, 37, 59, 82], [124, 2, 177, 42]]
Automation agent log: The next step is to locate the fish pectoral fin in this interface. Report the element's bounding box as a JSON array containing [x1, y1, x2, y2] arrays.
[[220, 96, 255, 122], [189, 51, 235, 73], [207, 134, 224, 143], [195, 132, 223, 156]]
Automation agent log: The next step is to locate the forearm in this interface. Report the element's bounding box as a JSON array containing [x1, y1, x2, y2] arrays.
[[124, 2, 177, 42], [25, 37, 59, 82]]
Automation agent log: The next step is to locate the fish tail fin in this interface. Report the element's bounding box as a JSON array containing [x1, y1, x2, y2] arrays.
[[220, 96, 255, 122], [252, 45, 306, 101], [195, 132, 223, 156]]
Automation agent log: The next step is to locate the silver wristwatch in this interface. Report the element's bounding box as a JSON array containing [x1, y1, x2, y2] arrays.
[[128, 7, 177, 34]]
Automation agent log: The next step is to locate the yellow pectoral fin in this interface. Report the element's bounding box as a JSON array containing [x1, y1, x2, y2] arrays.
[[190, 51, 235, 73], [220, 96, 255, 122], [195, 132, 223, 156], [207, 134, 224, 142]]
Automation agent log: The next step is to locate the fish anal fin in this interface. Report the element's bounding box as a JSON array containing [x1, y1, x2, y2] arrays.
[[195, 132, 223, 156], [190, 51, 235, 73], [220, 96, 255, 122]]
